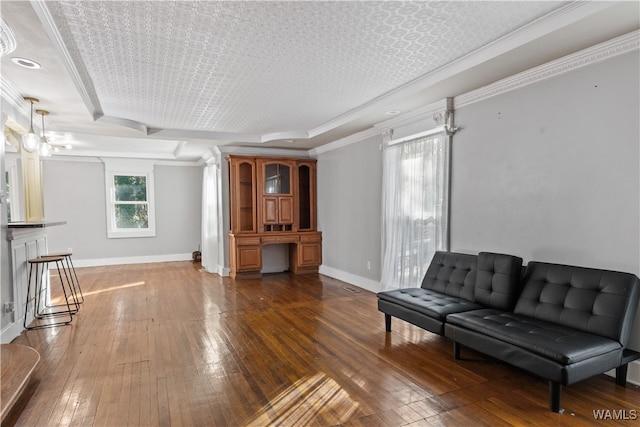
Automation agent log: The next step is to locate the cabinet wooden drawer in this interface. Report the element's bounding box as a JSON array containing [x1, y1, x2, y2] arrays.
[[261, 235, 299, 244], [300, 233, 322, 243], [234, 236, 262, 246]]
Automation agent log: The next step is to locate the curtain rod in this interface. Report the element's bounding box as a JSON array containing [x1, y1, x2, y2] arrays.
[[388, 125, 446, 146]]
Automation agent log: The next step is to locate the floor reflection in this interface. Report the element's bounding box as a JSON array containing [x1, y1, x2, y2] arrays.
[[245, 372, 359, 426]]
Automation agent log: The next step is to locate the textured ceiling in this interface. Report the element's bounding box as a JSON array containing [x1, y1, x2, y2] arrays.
[[1, 1, 638, 160], [43, 1, 564, 135]]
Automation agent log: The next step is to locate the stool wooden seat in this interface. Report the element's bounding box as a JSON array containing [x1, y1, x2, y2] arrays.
[[45, 250, 83, 304], [32, 255, 80, 314], [24, 255, 75, 329]]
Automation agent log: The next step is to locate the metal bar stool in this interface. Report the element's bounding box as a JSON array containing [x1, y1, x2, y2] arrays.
[[23, 255, 75, 329], [46, 250, 84, 305], [34, 253, 82, 315]]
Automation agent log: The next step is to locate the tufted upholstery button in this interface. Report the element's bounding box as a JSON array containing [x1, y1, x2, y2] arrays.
[[378, 287, 484, 320], [474, 252, 523, 310], [514, 262, 638, 343], [447, 308, 622, 364]]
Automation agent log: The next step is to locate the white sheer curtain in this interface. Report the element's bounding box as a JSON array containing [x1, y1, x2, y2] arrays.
[[380, 130, 450, 290], [201, 163, 219, 273]]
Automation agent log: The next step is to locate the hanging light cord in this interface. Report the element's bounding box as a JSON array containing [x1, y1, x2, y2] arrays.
[[28, 99, 35, 133], [40, 110, 45, 137]]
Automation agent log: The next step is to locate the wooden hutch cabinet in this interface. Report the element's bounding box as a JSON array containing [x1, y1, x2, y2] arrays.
[[228, 155, 321, 278]]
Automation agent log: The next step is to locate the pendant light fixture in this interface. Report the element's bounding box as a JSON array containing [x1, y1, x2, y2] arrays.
[[21, 96, 40, 153], [36, 109, 52, 157]]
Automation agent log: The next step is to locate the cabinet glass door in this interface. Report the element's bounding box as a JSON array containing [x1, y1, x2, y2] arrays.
[[264, 163, 290, 194]]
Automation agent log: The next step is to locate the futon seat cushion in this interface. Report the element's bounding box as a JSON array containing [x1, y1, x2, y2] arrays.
[[446, 309, 621, 365], [378, 288, 484, 321]]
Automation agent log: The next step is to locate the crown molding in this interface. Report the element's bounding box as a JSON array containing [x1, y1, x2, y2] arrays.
[[31, 0, 103, 117], [311, 29, 639, 156], [1, 77, 31, 122], [374, 98, 449, 133], [217, 145, 312, 159], [308, 1, 617, 141], [455, 30, 639, 109], [23, 2, 637, 159], [95, 114, 148, 134], [308, 127, 381, 157], [30, 0, 616, 148], [38, 153, 201, 166], [0, 16, 17, 56], [310, 97, 451, 156]]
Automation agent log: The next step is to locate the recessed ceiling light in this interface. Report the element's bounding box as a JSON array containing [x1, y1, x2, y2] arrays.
[[385, 110, 401, 115], [11, 57, 41, 69]]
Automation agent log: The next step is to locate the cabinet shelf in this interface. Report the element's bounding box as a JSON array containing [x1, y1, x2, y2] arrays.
[[228, 155, 320, 278], [230, 159, 256, 233]]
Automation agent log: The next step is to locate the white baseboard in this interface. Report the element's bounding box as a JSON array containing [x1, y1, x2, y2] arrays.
[[72, 253, 192, 268], [199, 263, 228, 277], [318, 265, 381, 293], [1, 320, 24, 344]]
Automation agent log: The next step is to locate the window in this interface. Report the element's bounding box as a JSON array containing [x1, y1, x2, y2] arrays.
[[103, 159, 156, 238], [380, 129, 450, 290]]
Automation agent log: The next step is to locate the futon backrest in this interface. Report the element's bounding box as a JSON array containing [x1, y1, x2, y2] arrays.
[[514, 262, 640, 345], [474, 252, 523, 310], [421, 252, 477, 301]]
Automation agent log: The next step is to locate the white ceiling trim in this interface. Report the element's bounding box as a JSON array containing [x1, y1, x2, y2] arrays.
[[31, 0, 102, 118], [309, 0, 617, 139], [94, 114, 148, 134], [217, 145, 312, 159], [0, 17, 17, 56], [30, 0, 610, 145], [310, 97, 449, 156], [374, 99, 449, 133], [101, 157, 156, 173], [53, 149, 183, 161], [30, 0, 316, 144], [44, 26, 637, 163], [37, 152, 202, 167], [312, 28, 639, 157], [455, 29, 640, 109], [0, 76, 33, 132], [308, 127, 381, 157]]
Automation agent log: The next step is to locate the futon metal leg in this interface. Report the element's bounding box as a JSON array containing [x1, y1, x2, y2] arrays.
[[549, 381, 562, 413], [385, 314, 391, 332], [616, 364, 628, 386], [453, 341, 461, 360]]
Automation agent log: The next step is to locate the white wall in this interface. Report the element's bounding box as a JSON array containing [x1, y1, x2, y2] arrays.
[[316, 135, 383, 291], [42, 159, 202, 265]]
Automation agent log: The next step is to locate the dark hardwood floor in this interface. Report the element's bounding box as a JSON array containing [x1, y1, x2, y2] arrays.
[[4, 261, 640, 426]]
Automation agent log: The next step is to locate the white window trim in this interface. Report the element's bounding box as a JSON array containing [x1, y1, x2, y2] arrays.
[[102, 158, 156, 239]]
